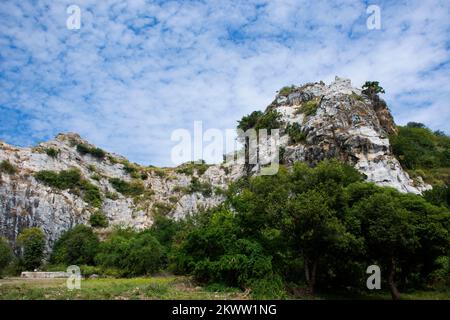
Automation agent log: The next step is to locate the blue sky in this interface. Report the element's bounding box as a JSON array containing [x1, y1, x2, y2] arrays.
[[1, 0, 449, 166]]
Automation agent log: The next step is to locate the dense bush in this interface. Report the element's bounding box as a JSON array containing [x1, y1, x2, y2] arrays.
[[390, 124, 450, 171], [171, 209, 276, 289], [0, 160, 17, 175], [109, 178, 145, 197], [95, 228, 164, 276], [285, 123, 306, 143], [18, 228, 46, 270], [45, 147, 59, 158], [188, 177, 213, 196], [89, 211, 109, 228], [237, 111, 263, 132], [278, 85, 296, 96], [35, 169, 102, 207], [299, 100, 319, 117], [0, 237, 13, 276], [170, 160, 450, 299], [175, 161, 209, 176], [76, 143, 106, 160], [237, 110, 281, 133], [51, 225, 100, 265]]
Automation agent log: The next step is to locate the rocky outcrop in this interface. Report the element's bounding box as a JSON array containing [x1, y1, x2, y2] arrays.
[[0, 77, 430, 249], [268, 77, 430, 193], [0, 133, 237, 248]]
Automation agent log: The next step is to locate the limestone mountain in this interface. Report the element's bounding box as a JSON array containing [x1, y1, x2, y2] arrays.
[[0, 77, 430, 248]]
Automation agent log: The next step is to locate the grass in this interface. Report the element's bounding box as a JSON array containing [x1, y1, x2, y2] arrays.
[[0, 276, 247, 300], [0, 160, 17, 175], [1, 276, 448, 300]]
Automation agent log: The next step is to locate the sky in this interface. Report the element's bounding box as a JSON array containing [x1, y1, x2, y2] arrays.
[[1, 0, 449, 166]]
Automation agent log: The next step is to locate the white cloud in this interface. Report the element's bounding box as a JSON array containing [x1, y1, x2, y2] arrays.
[[0, 0, 449, 166]]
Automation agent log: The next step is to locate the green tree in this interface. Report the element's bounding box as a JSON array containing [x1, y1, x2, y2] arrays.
[[18, 228, 46, 270], [351, 191, 419, 300], [237, 111, 263, 132], [286, 190, 354, 294], [0, 237, 13, 276], [95, 228, 164, 276], [362, 81, 385, 97], [51, 225, 100, 265]]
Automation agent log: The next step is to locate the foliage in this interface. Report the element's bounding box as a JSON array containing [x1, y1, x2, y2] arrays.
[[390, 124, 450, 185], [76, 143, 106, 160], [171, 159, 450, 298], [362, 81, 385, 97], [237, 111, 263, 132], [171, 209, 276, 289], [285, 123, 306, 143], [254, 110, 282, 131], [237, 110, 281, 133], [188, 177, 213, 196], [95, 229, 164, 277], [152, 202, 174, 216], [51, 225, 100, 266], [299, 100, 319, 117], [0, 160, 17, 175], [44, 147, 59, 158], [0, 237, 13, 276], [109, 178, 145, 197], [176, 161, 209, 176], [89, 211, 109, 228], [278, 85, 296, 96], [18, 228, 46, 270], [35, 169, 102, 207]]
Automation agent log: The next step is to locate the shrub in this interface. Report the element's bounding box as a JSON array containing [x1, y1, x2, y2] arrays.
[[76, 143, 106, 160], [171, 209, 276, 288], [35, 169, 81, 190], [285, 123, 306, 143], [105, 191, 119, 200], [299, 100, 318, 117], [35, 169, 102, 207], [237, 111, 263, 132], [95, 230, 164, 276], [44, 147, 59, 158], [153, 202, 173, 216], [278, 85, 296, 96], [188, 177, 212, 196], [18, 228, 46, 270], [51, 225, 100, 265], [175, 161, 209, 176], [0, 237, 13, 276], [249, 275, 287, 299], [89, 212, 109, 228], [0, 160, 17, 175], [109, 178, 145, 197], [390, 125, 450, 179], [254, 110, 282, 132]]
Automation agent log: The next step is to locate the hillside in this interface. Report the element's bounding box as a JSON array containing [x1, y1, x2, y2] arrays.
[[0, 77, 437, 248]]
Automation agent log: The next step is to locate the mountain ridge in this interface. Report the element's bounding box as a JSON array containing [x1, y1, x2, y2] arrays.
[[0, 76, 431, 248]]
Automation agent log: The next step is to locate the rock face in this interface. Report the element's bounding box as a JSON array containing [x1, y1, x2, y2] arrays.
[[268, 77, 430, 193], [0, 133, 238, 249], [0, 77, 430, 249]]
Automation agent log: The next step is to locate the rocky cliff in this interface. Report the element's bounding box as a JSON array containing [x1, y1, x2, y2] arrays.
[[0, 77, 430, 248]]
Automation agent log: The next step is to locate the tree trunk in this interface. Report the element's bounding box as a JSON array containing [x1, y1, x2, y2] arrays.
[[304, 255, 317, 295], [388, 257, 401, 300], [309, 260, 318, 295], [304, 256, 310, 284]]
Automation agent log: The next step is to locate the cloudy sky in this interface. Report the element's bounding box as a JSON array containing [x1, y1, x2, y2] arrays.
[[1, 0, 449, 166]]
